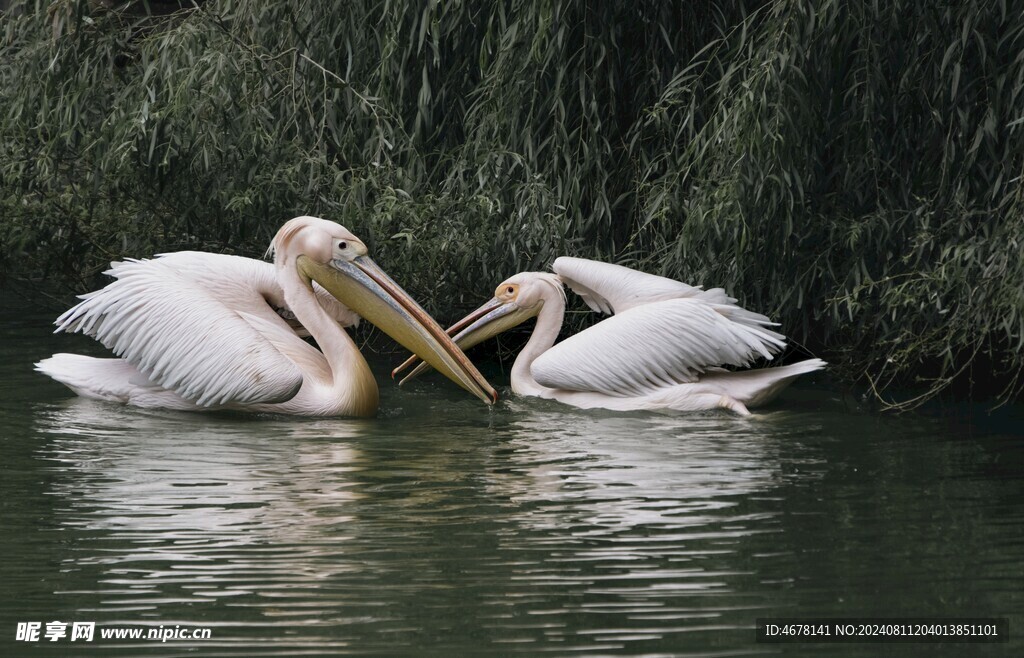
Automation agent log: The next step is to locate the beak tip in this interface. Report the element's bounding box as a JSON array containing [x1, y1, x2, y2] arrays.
[[490, 390, 499, 404]]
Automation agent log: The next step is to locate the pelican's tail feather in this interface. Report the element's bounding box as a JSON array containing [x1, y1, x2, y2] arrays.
[[36, 354, 197, 409], [702, 358, 827, 409]]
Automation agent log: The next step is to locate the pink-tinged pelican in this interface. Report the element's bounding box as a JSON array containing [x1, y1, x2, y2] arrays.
[[394, 257, 825, 415], [36, 216, 496, 416]]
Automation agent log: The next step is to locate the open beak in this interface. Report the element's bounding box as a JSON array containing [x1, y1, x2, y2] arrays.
[[391, 296, 537, 386], [297, 255, 497, 404]]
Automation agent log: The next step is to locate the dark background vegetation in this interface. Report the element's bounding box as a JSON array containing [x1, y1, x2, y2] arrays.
[[2, 0, 1022, 409]]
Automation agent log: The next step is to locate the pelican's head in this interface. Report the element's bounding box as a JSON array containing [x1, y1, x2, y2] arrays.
[[270, 216, 497, 404], [392, 271, 564, 385], [491, 271, 565, 311], [269, 216, 368, 268]]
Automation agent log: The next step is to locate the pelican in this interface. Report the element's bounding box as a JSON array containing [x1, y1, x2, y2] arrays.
[[36, 216, 496, 416], [393, 257, 825, 415]]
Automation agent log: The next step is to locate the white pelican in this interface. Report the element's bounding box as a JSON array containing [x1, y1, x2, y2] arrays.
[[36, 216, 496, 416], [393, 257, 825, 415]]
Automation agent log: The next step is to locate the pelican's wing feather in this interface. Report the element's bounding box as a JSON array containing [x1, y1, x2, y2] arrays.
[[553, 256, 784, 336], [531, 298, 787, 396], [54, 253, 304, 407], [552, 257, 708, 314], [235, 311, 332, 384], [156, 251, 360, 332]]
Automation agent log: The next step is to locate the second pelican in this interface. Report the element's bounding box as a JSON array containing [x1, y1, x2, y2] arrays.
[[394, 257, 825, 415]]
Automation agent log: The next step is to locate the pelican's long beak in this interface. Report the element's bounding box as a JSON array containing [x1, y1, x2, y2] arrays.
[[297, 255, 497, 404], [392, 296, 537, 386]]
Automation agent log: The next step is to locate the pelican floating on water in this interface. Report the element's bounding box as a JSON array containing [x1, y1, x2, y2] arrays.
[[394, 257, 825, 415], [37, 216, 496, 416]]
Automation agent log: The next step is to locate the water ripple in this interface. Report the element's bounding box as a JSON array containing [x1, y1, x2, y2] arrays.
[[1, 319, 1021, 655]]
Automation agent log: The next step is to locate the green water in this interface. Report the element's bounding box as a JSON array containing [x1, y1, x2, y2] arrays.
[[1, 300, 1022, 656]]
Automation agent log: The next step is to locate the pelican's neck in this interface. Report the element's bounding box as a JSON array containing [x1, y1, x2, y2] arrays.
[[280, 263, 377, 416], [511, 297, 564, 398]]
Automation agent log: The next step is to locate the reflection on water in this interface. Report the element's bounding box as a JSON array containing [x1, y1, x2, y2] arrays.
[[27, 398, 796, 653], [39, 401, 365, 564], [3, 303, 1023, 656], [490, 404, 781, 539]]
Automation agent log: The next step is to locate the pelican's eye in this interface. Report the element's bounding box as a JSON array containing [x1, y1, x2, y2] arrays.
[[334, 238, 366, 262], [496, 282, 519, 300]]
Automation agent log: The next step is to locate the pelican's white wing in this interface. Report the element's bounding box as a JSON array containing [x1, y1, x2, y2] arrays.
[[156, 251, 360, 331], [553, 256, 784, 335], [531, 298, 787, 396], [552, 257, 707, 314], [54, 253, 306, 407]]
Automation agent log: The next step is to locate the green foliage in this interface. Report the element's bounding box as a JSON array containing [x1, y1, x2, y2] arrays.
[[638, 0, 1024, 407], [1, 0, 1022, 407]]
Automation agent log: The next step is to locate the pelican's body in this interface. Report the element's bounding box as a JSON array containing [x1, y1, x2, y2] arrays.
[[37, 216, 495, 416], [396, 257, 825, 416]]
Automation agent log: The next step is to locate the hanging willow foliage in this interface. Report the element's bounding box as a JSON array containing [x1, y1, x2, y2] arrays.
[[638, 0, 1024, 408], [1, 0, 1021, 408]]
